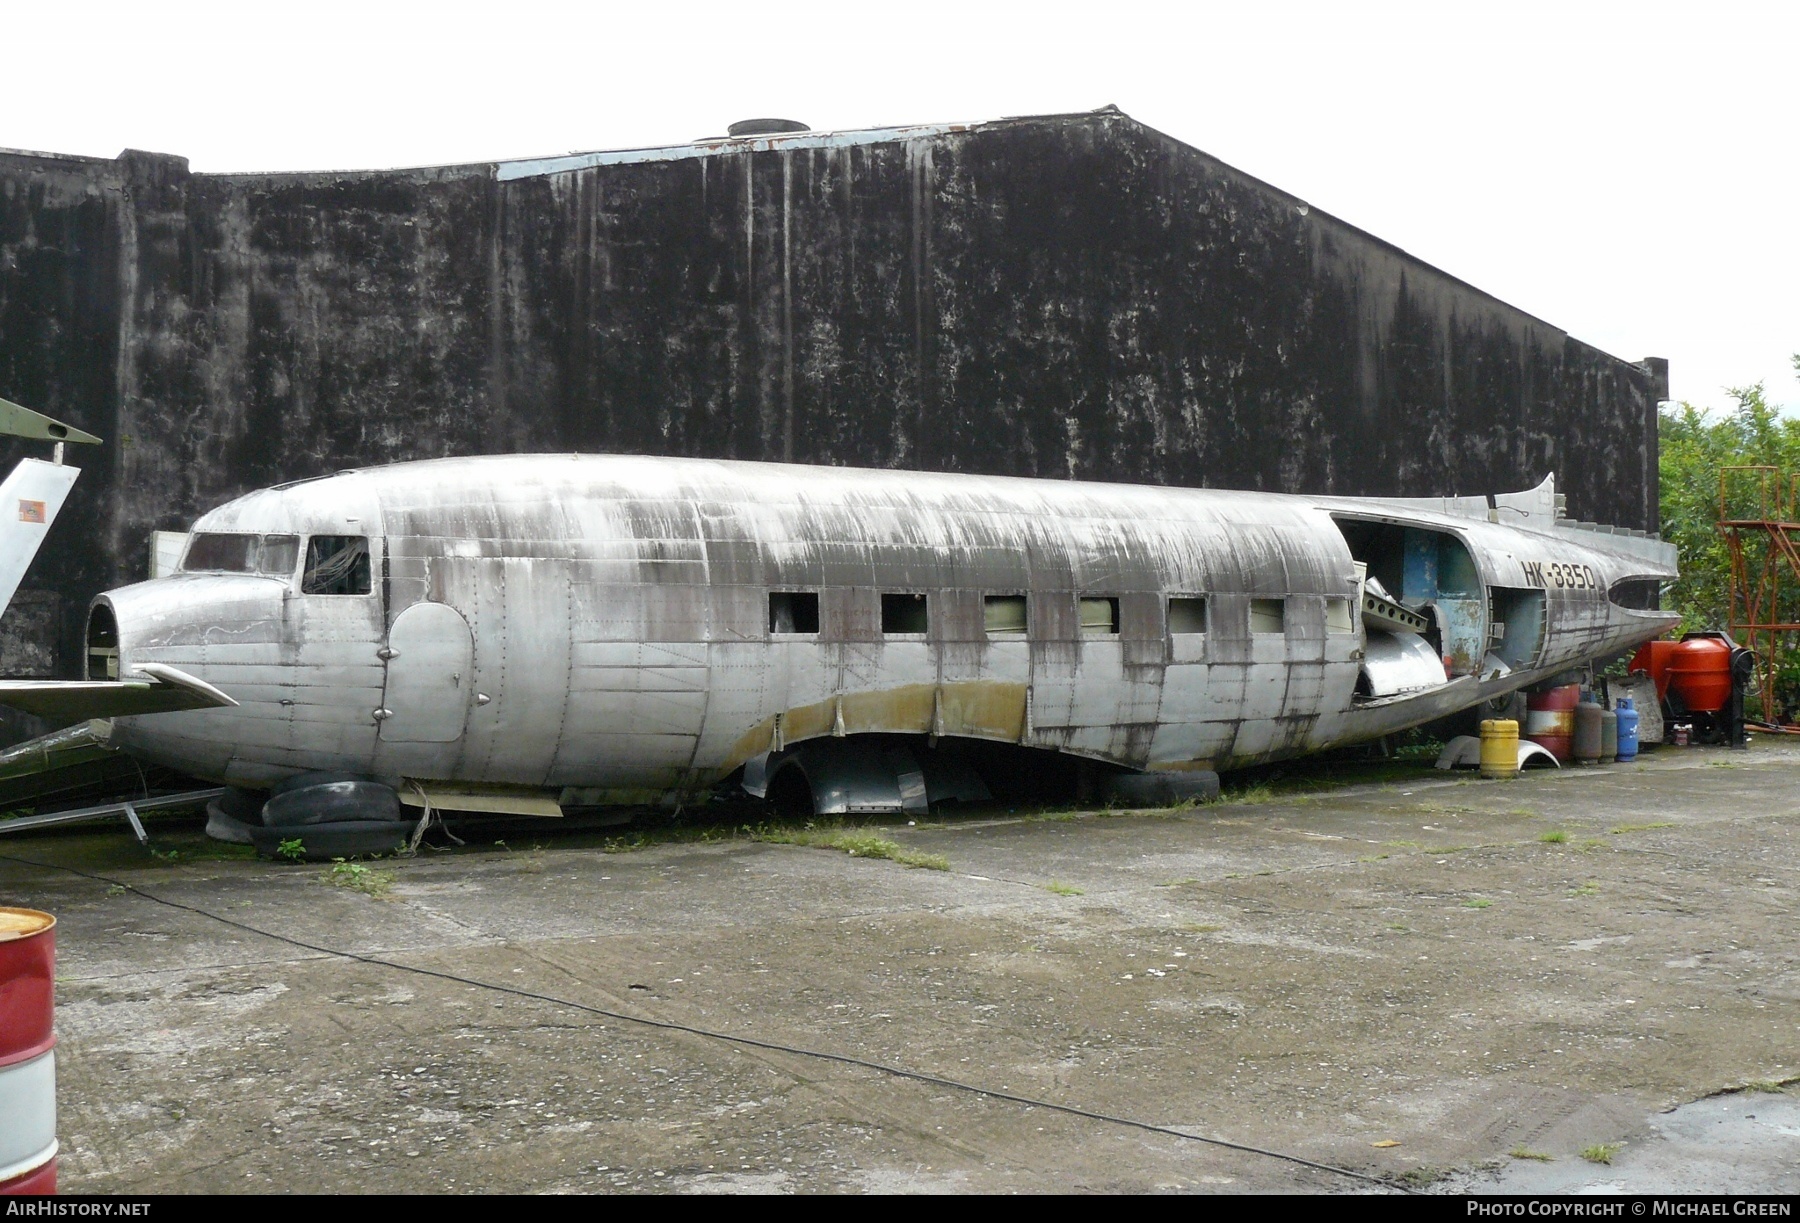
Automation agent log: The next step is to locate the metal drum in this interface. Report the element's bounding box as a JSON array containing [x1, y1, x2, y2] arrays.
[[0, 907, 56, 1195], [1525, 684, 1580, 762]]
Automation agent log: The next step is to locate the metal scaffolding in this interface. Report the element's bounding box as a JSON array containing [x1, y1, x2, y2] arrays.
[[1718, 465, 1800, 723]]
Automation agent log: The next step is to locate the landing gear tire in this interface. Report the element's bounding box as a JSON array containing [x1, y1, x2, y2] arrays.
[[252, 773, 409, 860], [203, 786, 267, 844]]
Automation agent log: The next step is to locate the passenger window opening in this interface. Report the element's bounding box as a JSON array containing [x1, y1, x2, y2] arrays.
[[1250, 598, 1286, 634], [881, 592, 929, 635], [1079, 597, 1119, 637], [1324, 597, 1355, 634], [303, 536, 372, 595], [1168, 596, 1208, 634], [983, 595, 1028, 636], [769, 591, 820, 635]]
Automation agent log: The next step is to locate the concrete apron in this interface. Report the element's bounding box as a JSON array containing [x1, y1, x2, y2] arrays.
[[2, 740, 1796, 1194]]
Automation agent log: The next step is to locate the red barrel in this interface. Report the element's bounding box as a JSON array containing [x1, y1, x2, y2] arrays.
[[0, 907, 56, 1195], [1667, 636, 1733, 713], [1525, 683, 1580, 762]]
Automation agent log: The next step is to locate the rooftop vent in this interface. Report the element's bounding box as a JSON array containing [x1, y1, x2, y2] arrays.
[[727, 118, 810, 137]]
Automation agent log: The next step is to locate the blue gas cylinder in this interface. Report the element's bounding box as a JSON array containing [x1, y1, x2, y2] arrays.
[[1615, 697, 1640, 762]]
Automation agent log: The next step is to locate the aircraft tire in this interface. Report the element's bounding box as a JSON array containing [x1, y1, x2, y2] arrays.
[[204, 787, 267, 844], [262, 779, 405, 828]]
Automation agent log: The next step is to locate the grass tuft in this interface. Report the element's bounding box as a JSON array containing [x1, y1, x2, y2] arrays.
[[1539, 830, 1568, 843], [753, 824, 949, 870], [1609, 822, 1675, 835], [1508, 1148, 1554, 1162], [1216, 782, 1276, 806], [1045, 881, 1085, 896], [1580, 1143, 1621, 1165], [325, 859, 396, 899], [1462, 897, 1493, 909]]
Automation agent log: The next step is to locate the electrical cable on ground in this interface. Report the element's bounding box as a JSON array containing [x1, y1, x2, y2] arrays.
[[3, 851, 1399, 1191]]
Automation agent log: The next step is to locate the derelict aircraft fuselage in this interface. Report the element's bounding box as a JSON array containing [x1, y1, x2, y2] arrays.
[[65, 453, 1677, 811]]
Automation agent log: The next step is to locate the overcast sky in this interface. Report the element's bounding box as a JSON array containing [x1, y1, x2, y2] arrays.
[[10, 0, 1795, 414]]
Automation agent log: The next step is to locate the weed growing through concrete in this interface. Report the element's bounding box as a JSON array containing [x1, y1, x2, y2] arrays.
[[326, 859, 396, 899], [1397, 1166, 1451, 1188], [1045, 881, 1084, 896], [754, 825, 949, 870], [276, 838, 305, 862], [1156, 878, 1200, 888], [1609, 822, 1675, 835], [1463, 898, 1493, 909], [1740, 1079, 1795, 1094], [1580, 1144, 1620, 1164], [1569, 881, 1601, 897], [1217, 782, 1276, 806], [1508, 1149, 1554, 1162], [1539, 831, 1569, 843]]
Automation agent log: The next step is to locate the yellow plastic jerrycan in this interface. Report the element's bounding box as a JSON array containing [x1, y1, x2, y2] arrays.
[[1479, 718, 1520, 780]]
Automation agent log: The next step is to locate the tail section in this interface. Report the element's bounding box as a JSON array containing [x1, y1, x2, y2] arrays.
[[0, 459, 80, 615], [0, 396, 102, 619]]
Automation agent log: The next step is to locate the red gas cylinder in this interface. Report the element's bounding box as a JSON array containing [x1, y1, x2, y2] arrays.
[[0, 908, 56, 1195], [1667, 636, 1734, 713], [1525, 683, 1581, 761]]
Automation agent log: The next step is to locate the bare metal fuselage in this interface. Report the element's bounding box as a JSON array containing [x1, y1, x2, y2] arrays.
[[92, 454, 1678, 800]]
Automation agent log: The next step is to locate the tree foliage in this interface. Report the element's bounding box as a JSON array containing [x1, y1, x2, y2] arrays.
[[1658, 358, 1800, 707]]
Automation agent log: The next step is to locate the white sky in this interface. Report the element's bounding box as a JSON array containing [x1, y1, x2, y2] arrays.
[[9, 0, 1796, 414]]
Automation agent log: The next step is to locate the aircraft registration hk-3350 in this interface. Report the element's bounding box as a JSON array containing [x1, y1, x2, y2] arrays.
[[0, 452, 1678, 857]]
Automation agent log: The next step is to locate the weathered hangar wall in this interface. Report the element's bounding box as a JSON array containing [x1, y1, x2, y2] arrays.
[[0, 108, 1663, 679]]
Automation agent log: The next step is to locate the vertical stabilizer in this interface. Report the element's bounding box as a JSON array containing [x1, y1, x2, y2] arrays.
[[0, 458, 80, 617]]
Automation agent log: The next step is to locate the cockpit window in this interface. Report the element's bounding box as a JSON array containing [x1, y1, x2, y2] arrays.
[[303, 536, 371, 595], [182, 533, 257, 573], [260, 535, 300, 577], [180, 532, 305, 577]]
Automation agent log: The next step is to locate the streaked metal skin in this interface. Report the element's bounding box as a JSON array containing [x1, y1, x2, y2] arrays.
[[93, 455, 1680, 801]]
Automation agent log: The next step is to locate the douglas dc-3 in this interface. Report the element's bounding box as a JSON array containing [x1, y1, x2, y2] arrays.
[[0, 440, 1677, 856]]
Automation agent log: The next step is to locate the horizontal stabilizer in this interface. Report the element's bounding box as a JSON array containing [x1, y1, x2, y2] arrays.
[[0, 663, 237, 722], [0, 396, 101, 445]]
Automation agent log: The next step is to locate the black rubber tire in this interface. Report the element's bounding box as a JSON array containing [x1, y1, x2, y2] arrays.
[[204, 786, 268, 844], [262, 780, 404, 828], [270, 771, 373, 798]]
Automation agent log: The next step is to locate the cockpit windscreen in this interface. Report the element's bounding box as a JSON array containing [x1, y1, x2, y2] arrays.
[[181, 533, 303, 577]]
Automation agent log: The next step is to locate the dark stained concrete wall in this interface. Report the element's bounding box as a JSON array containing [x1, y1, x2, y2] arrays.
[[0, 109, 1663, 678]]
